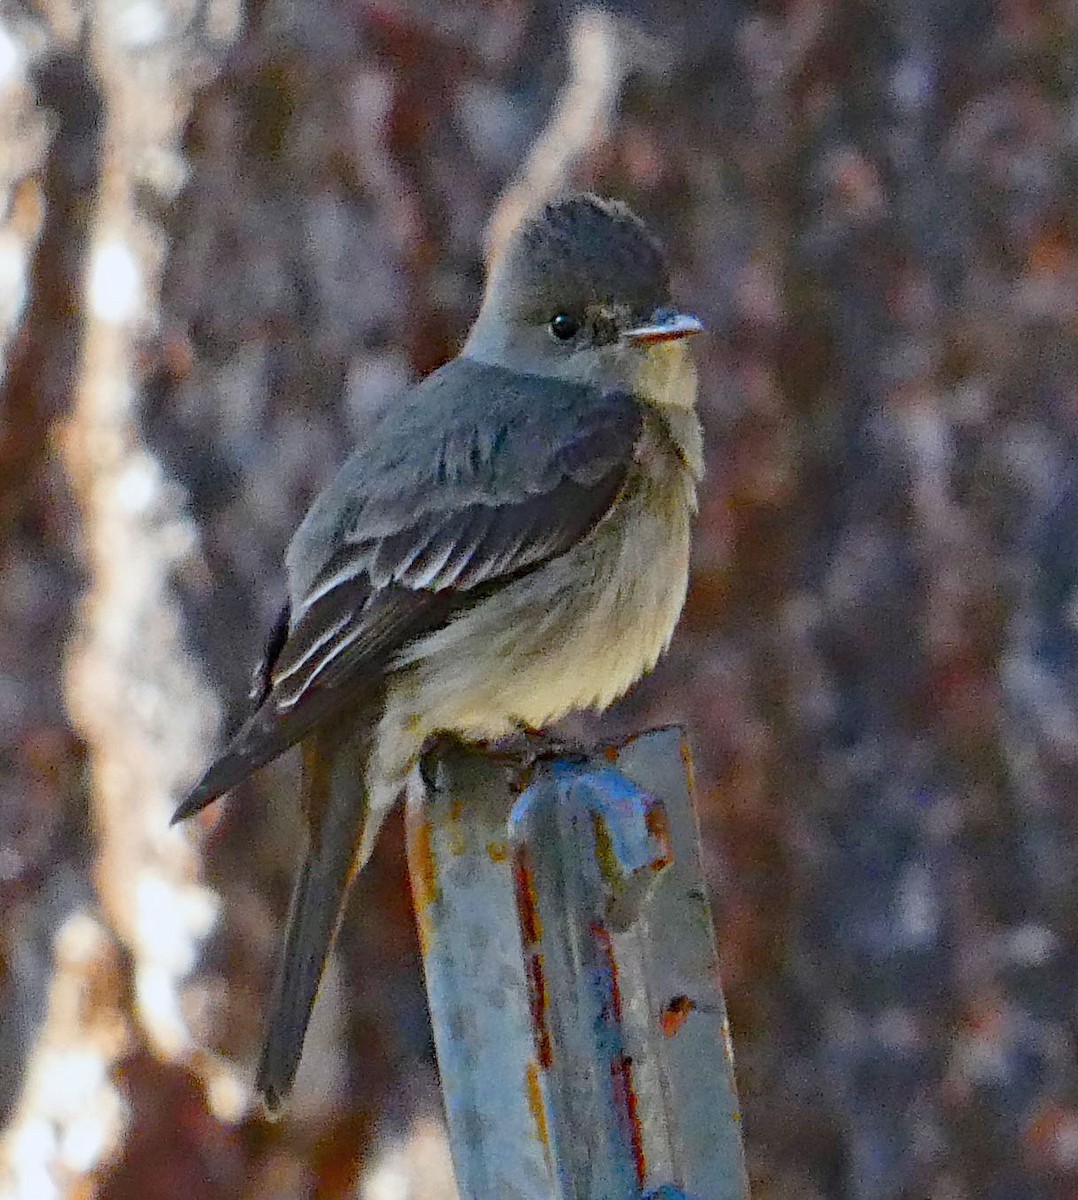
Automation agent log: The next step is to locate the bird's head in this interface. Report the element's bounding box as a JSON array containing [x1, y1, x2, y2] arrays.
[[465, 194, 702, 408]]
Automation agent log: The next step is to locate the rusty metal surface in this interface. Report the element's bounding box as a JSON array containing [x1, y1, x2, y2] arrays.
[[509, 760, 672, 1199], [406, 730, 748, 1200], [613, 728, 749, 1200], [405, 748, 553, 1200]]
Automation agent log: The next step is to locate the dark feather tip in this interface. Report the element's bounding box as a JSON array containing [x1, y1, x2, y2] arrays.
[[169, 788, 215, 826], [259, 1083, 285, 1117]]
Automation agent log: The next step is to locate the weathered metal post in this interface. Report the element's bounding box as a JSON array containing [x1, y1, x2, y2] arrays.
[[405, 727, 748, 1200]]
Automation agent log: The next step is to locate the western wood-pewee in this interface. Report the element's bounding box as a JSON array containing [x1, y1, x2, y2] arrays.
[[173, 194, 704, 1110]]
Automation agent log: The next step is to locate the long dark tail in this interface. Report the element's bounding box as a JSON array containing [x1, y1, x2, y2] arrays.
[[256, 711, 374, 1112]]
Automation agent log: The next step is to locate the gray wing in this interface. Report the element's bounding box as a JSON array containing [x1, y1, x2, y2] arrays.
[[173, 362, 641, 820]]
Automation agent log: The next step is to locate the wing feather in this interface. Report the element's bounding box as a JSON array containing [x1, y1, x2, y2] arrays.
[[175, 362, 642, 818]]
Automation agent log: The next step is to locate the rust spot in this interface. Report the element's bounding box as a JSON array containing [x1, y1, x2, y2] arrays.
[[446, 796, 468, 855], [644, 801, 674, 871], [514, 845, 542, 945], [679, 734, 697, 797], [407, 816, 440, 957], [525, 1060, 550, 1150], [486, 839, 508, 863], [590, 811, 618, 886], [524, 950, 552, 1068], [592, 923, 645, 1181], [515, 846, 551, 1067], [610, 1052, 647, 1186], [591, 921, 623, 1024], [602, 743, 619, 762], [661, 994, 696, 1037]]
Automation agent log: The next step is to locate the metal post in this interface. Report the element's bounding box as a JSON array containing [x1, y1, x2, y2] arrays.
[[405, 727, 749, 1200]]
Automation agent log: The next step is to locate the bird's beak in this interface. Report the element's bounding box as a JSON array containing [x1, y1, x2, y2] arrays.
[[622, 310, 704, 346]]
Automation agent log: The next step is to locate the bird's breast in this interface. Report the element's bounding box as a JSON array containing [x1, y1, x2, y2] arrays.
[[394, 411, 699, 738]]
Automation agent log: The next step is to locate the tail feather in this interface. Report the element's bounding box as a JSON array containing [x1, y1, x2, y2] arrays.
[[256, 835, 355, 1111], [255, 712, 377, 1112]]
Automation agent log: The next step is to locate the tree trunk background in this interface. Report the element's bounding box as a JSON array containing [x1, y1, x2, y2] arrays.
[[1, 2, 1077, 1198]]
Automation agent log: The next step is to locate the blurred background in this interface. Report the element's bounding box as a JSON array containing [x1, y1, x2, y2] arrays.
[[1, 0, 1077, 1196]]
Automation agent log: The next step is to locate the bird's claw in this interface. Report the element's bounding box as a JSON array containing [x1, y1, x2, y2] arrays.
[[417, 727, 593, 794], [486, 726, 593, 790]]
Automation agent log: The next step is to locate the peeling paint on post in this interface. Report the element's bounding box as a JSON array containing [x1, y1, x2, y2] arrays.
[[508, 760, 670, 1199], [406, 748, 555, 1198], [405, 728, 749, 1200], [611, 729, 749, 1200]]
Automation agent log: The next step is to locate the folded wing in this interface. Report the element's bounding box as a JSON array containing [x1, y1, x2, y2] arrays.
[[172, 364, 641, 823]]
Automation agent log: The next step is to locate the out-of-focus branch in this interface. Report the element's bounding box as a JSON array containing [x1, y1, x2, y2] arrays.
[[360, 1117, 457, 1200], [483, 8, 667, 264], [59, 0, 240, 1074], [0, 914, 128, 1200], [0, 50, 99, 541], [0, 3, 242, 1194]]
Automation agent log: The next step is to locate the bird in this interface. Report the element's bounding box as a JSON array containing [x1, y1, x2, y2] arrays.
[[172, 193, 704, 1111]]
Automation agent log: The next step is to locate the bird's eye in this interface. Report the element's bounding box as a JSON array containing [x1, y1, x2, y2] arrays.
[[549, 312, 580, 341]]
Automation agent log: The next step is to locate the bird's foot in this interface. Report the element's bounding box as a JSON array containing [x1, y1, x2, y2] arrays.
[[495, 724, 591, 760], [417, 727, 593, 794], [485, 725, 593, 790], [417, 731, 470, 792]]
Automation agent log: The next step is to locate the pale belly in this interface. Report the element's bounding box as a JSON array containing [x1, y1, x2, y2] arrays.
[[386, 458, 695, 744]]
